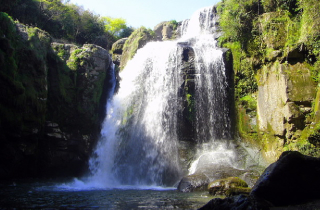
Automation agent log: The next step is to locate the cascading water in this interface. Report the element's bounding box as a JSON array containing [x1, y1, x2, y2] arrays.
[[86, 5, 237, 188]]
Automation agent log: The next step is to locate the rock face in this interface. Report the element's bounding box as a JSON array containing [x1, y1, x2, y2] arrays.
[[0, 16, 114, 179], [258, 62, 316, 137], [177, 45, 197, 143], [51, 42, 113, 132], [257, 62, 316, 162], [153, 21, 175, 41]]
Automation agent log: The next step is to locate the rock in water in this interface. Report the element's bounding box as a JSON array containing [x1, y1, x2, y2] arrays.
[[208, 177, 250, 196], [251, 151, 320, 206], [177, 173, 210, 192]]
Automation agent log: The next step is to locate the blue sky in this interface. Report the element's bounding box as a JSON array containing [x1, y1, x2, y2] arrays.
[[69, 0, 221, 29]]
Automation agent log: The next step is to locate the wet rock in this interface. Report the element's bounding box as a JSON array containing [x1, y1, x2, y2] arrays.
[[111, 38, 127, 66], [177, 173, 210, 192], [177, 165, 258, 193], [251, 151, 320, 206], [177, 46, 196, 142], [208, 177, 250, 196]]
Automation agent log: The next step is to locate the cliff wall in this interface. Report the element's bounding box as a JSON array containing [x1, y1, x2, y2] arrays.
[[217, 0, 320, 163], [0, 13, 114, 179]]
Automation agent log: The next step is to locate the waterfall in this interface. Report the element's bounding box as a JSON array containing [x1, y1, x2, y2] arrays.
[[86, 5, 236, 188]]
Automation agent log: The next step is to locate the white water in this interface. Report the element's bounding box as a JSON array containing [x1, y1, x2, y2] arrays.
[[68, 6, 238, 190]]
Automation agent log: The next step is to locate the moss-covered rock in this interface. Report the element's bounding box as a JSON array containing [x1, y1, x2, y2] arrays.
[[0, 13, 114, 179], [153, 21, 177, 41], [208, 177, 250, 196], [217, 0, 320, 163], [120, 27, 155, 70], [256, 61, 316, 162]]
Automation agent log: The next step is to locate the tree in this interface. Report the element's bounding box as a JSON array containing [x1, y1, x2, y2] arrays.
[[101, 16, 127, 38], [119, 26, 134, 38]]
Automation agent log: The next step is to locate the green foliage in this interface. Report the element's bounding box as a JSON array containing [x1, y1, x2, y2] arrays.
[[6, 0, 129, 49], [169, 20, 178, 30], [101, 16, 127, 38], [298, 0, 320, 56], [218, 0, 320, 158], [218, 0, 320, 100], [262, 0, 299, 13], [218, 0, 261, 49], [239, 95, 257, 110], [0, 13, 16, 39], [119, 26, 135, 38]]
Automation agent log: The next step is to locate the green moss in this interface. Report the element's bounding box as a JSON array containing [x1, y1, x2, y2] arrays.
[[239, 95, 257, 111], [120, 27, 155, 70], [0, 12, 17, 40], [186, 93, 195, 122], [67, 49, 84, 70]]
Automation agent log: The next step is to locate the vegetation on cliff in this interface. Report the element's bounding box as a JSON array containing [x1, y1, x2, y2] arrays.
[[1, 0, 133, 49], [0, 9, 114, 178], [217, 0, 320, 160], [119, 27, 155, 70]]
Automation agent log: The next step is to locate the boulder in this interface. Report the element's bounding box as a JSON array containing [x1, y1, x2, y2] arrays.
[[251, 151, 320, 206], [177, 165, 257, 193], [154, 21, 174, 41], [208, 177, 250, 196], [177, 173, 209, 192]]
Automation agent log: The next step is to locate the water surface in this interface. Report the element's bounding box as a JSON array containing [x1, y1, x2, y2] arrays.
[[0, 180, 214, 209]]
